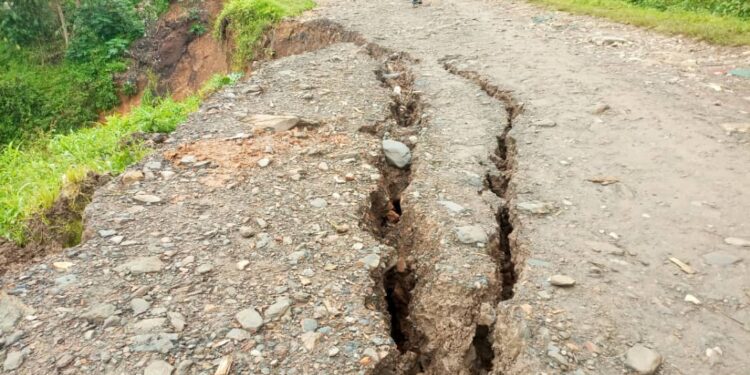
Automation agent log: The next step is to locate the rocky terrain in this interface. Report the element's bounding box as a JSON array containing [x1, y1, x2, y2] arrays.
[[2, 0, 750, 374]]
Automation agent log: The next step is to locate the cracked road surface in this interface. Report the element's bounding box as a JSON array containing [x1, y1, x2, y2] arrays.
[[1, 0, 749, 374]]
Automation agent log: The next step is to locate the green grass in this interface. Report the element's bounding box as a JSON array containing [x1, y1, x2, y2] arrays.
[[0, 73, 240, 244], [214, 0, 315, 68], [529, 0, 750, 45]]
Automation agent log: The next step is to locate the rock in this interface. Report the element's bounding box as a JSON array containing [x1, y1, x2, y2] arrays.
[[115, 256, 164, 274], [4, 330, 23, 346], [546, 344, 568, 366], [549, 275, 576, 287], [146, 161, 162, 170], [131, 318, 167, 334], [54, 274, 77, 288], [80, 303, 116, 323], [131, 333, 178, 353], [236, 260, 250, 270], [121, 170, 145, 184], [317, 162, 329, 171], [236, 308, 263, 332], [131, 298, 151, 315], [517, 201, 555, 214], [265, 297, 292, 321], [255, 233, 271, 248], [454, 225, 488, 244], [702, 251, 742, 266], [55, 353, 74, 369], [300, 332, 321, 351], [0, 293, 32, 332], [226, 328, 252, 341], [301, 318, 318, 332], [584, 241, 624, 255], [175, 360, 193, 375], [257, 158, 271, 168], [180, 155, 197, 165], [309, 198, 327, 208], [724, 237, 750, 247], [382, 140, 412, 168], [246, 114, 301, 132], [168, 312, 185, 332], [3, 351, 24, 371], [625, 345, 662, 374], [239, 226, 256, 238], [144, 360, 174, 375], [719, 123, 750, 135], [98, 229, 117, 237], [103, 316, 121, 328], [592, 35, 627, 46], [133, 194, 162, 204], [358, 254, 380, 269], [328, 347, 340, 357], [684, 294, 701, 305], [438, 200, 465, 213], [534, 119, 557, 128], [195, 263, 213, 275]]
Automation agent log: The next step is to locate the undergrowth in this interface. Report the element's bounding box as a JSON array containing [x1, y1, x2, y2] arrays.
[[214, 0, 315, 68], [0, 43, 123, 145], [0, 73, 241, 244], [530, 0, 750, 45]]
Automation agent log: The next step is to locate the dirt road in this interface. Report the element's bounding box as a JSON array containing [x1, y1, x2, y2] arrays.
[[1, 0, 749, 374]]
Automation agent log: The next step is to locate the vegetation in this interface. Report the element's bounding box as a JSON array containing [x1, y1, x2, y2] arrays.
[[0, 0, 171, 146], [530, 0, 750, 45], [215, 0, 315, 67], [0, 73, 240, 244]]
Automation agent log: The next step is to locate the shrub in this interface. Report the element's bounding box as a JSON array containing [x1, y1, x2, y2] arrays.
[[66, 0, 145, 61]]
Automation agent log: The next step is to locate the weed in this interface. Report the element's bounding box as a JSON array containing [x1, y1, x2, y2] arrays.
[[531, 0, 750, 45]]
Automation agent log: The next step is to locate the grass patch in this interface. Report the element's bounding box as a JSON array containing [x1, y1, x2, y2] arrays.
[[529, 0, 750, 45], [0, 73, 241, 244], [215, 0, 315, 68]]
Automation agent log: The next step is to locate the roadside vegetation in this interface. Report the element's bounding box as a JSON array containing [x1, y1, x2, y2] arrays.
[[0, 0, 314, 245], [530, 0, 750, 45], [215, 0, 315, 67]]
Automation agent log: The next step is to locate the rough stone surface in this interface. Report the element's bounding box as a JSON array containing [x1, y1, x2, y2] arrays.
[[144, 360, 174, 375], [625, 345, 663, 374], [382, 140, 412, 168], [454, 225, 488, 244], [236, 308, 263, 332], [115, 256, 164, 274]]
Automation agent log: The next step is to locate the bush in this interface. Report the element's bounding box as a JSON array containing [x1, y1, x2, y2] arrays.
[[0, 44, 121, 145], [66, 0, 145, 61]]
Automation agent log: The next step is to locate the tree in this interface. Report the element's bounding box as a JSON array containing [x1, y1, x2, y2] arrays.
[[0, 0, 60, 46]]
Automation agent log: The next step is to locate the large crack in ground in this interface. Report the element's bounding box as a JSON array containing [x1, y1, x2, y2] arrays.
[[440, 56, 522, 302], [440, 56, 525, 374], [265, 18, 431, 374]]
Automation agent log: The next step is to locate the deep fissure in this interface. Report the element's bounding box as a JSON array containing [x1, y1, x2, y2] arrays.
[[365, 50, 429, 373], [470, 325, 496, 374]]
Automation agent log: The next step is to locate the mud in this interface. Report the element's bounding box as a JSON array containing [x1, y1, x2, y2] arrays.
[[126, 0, 230, 102]]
